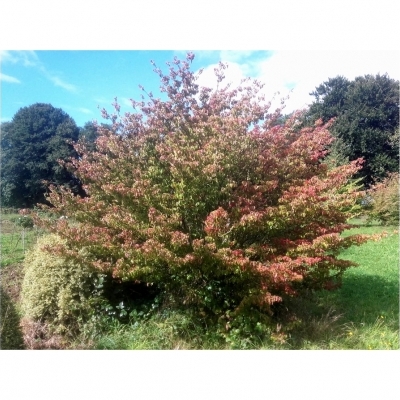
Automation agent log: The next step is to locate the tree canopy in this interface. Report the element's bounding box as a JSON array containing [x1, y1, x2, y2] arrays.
[[0, 103, 83, 208], [78, 121, 100, 152], [303, 74, 399, 185]]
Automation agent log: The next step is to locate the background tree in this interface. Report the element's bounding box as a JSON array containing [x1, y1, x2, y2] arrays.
[[0, 103, 83, 208], [78, 121, 100, 152], [303, 74, 399, 185]]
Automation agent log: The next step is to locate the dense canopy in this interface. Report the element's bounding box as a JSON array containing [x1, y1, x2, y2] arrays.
[[302, 74, 399, 185], [0, 103, 83, 208]]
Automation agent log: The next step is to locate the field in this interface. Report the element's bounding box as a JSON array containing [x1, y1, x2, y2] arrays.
[[1, 213, 398, 350]]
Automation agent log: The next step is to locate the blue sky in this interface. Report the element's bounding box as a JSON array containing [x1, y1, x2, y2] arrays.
[[1, 50, 399, 128]]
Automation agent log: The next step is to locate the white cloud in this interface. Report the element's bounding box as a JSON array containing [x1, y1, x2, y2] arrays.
[[1, 50, 79, 93], [195, 50, 400, 115], [196, 61, 248, 89], [94, 96, 110, 105], [0, 73, 21, 83], [78, 108, 93, 114], [48, 75, 78, 93], [191, 50, 220, 60], [0, 50, 39, 67], [0, 50, 15, 63], [121, 97, 134, 107], [219, 51, 258, 63], [256, 50, 400, 113]]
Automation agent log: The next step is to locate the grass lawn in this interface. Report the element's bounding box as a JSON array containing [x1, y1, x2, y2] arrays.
[[312, 222, 399, 349]]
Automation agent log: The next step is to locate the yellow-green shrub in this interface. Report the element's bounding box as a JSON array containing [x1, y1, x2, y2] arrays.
[[21, 234, 101, 334], [366, 172, 399, 225]]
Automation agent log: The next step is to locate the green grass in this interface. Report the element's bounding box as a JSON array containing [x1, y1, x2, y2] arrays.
[[90, 310, 225, 350], [1, 214, 41, 267], [273, 221, 399, 350]]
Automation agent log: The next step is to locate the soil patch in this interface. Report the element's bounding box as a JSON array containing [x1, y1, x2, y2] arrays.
[[1, 263, 25, 304]]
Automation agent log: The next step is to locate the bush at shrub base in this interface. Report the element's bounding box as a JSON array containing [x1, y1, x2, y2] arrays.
[[21, 234, 104, 335]]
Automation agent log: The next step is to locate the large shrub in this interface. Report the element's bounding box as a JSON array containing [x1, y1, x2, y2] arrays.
[[35, 53, 372, 332]]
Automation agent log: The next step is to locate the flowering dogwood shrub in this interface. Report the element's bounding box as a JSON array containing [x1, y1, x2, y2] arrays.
[[35, 53, 371, 328]]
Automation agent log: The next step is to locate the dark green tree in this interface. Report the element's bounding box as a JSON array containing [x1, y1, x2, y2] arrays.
[[306, 76, 351, 123], [78, 121, 99, 152], [0, 103, 84, 208], [303, 74, 399, 185]]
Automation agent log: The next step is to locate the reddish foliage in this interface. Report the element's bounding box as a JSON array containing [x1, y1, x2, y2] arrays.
[[34, 53, 371, 320]]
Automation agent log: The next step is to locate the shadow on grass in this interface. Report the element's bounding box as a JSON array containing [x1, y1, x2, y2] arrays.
[[274, 272, 399, 348], [0, 286, 25, 349], [329, 272, 399, 325]]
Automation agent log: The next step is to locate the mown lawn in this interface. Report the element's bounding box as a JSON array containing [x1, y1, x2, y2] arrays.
[[274, 221, 399, 350]]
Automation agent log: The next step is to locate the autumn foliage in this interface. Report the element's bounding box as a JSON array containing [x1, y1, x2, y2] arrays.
[[34, 53, 371, 328]]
